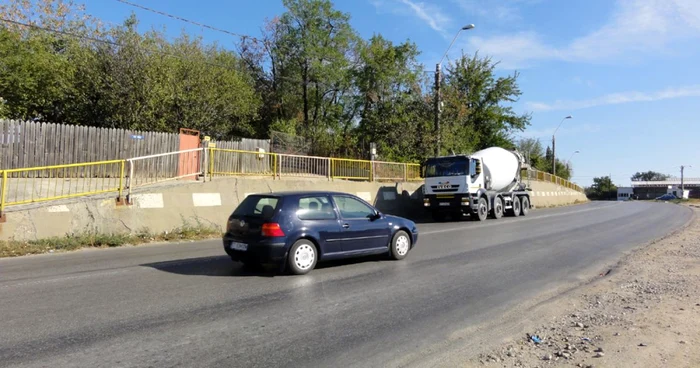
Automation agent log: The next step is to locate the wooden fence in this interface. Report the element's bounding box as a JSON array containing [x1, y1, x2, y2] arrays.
[[0, 119, 179, 171], [0, 119, 271, 176]]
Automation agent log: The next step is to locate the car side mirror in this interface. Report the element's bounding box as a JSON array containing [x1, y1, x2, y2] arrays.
[[369, 211, 382, 221]]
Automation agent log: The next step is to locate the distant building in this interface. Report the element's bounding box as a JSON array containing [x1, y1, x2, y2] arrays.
[[617, 187, 634, 201], [631, 178, 699, 199]]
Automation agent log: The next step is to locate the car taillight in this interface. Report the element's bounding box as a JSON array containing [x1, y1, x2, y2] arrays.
[[261, 223, 285, 237]]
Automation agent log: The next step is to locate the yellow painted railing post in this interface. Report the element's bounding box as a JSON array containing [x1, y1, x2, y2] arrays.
[[273, 154, 277, 179], [330, 158, 335, 180], [0, 170, 7, 221], [209, 147, 214, 181]]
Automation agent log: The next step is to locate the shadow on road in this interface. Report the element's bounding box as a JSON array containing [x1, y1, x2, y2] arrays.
[[141, 254, 391, 277], [141, 256, 278, 278]]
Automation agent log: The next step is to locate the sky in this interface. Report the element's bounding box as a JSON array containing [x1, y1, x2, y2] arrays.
[[85, 0, 700, 187]]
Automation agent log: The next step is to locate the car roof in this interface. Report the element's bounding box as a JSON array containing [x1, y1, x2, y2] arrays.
[[246, 190, 357, 197]]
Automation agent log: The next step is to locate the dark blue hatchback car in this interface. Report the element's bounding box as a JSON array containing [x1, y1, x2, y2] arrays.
[[223, 191, 419, 274]]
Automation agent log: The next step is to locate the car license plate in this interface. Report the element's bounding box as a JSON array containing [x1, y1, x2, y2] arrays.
[[439, 202, 450, 206], [230, 242, 248, 251]]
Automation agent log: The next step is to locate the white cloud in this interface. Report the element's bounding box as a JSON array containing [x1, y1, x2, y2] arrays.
[[526, 85, 700, 111], [371, 0, 453, 37], [466, 0, 700, 68]]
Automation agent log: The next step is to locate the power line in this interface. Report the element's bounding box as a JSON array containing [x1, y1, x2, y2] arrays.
[[1, 18, 120, 47], [0, 18, 270, 76], [114, 0, 262, 44]]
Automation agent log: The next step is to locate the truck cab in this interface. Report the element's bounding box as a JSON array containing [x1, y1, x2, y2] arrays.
[[422, 155, 486, 221]]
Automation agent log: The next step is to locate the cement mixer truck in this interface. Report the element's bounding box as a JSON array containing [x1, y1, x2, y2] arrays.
[[422, 147, 531, 221]]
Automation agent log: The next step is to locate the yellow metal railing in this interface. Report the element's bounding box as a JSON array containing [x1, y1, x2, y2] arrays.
[[526, 168, 583, 193], [0, 149, 583, 217], [330, 158, 372, 180], [1, 160, 125, 208]]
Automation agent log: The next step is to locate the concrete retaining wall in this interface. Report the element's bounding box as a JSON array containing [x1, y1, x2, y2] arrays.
[[0, 177, 586, 241]]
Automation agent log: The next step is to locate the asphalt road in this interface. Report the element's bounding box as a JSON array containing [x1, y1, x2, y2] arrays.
[[0, 201, 692, 368]]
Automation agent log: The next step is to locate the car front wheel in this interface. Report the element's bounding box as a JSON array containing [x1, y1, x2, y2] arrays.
[[389, 230, 411, 260], [288, 239, 318, 275]]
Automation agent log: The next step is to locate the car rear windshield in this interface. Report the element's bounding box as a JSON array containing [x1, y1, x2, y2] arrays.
[[232, 195, 280, 219]]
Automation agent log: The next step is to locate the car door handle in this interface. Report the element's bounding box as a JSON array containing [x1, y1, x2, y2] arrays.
[[342, 223, 350, 229]]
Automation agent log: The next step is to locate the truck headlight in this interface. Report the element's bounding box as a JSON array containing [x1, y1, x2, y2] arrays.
[[423, 198, 430, 207]]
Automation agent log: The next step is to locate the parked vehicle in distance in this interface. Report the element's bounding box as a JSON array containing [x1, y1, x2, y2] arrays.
[[223, 191, 419, 275], [655, 193, 677, 201]]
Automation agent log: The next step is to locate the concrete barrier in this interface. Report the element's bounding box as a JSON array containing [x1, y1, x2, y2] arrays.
[[0, 177, 586, 241]]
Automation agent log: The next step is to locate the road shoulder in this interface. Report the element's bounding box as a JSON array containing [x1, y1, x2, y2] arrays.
[[467, 206, 700, 368]]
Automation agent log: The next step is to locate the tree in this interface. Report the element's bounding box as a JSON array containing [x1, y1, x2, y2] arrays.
[[631, 171, 669, 182], [517, 138, 543, 166], [586, 176, 617, 200], [440, 53, 530, 155]]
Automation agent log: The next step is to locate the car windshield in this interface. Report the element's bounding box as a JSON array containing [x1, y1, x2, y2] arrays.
[[423, 157, 469, 177], [232, 195, 280, 218]]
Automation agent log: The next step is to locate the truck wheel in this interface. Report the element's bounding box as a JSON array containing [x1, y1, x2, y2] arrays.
[[491, 197, 503, 219], [511, 196, 522, 216], [520, 196, 530, 216], [473, 197, 488, 221]]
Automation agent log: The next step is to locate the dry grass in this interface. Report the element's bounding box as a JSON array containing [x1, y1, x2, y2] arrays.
[[0, 221, 222, 258]]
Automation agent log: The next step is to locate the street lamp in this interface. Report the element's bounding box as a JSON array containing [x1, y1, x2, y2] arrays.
[[681, 165, 692, 194], [435, 24, 475, 155], [551, 115, 573, 175], [567, 150, 580, 170]]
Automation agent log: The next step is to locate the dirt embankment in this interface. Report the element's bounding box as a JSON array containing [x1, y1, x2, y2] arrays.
[[467, 206, 700, 368]]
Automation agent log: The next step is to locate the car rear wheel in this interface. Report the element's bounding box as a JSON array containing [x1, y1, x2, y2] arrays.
[[288, 239, 318, 275], [389, 230, 411, 260]]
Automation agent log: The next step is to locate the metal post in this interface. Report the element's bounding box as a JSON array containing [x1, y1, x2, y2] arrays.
[[0, 170, 7, 222], [127, 160, 134, 203], [117, 160, 125, 205], [327, 158, 331, 181], [434, 63, 441, 156], [552, 135, 556, 176], [403, 163, 408, 182], [681, 165, 685, 193], [208, 148, 214, 181]]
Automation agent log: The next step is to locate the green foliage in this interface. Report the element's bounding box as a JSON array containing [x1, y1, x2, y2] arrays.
[[631, 171, 669, 182], [1, 0, 535, 164], [586, 176, 617, 200], [441, 54, 530, 155]]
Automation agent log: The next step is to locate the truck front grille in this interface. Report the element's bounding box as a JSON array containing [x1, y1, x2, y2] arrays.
[[430, 185, 459, 192]]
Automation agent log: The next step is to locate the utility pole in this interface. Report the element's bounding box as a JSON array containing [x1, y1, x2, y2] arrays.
[[681, 165, 685, 193], [552, 115, 573, 176], [434, 63, 441, 156], [434, 24, 475, 156]]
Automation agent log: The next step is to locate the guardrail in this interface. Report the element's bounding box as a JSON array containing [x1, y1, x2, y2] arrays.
[[0, 147, 581, 219], [209, 148, 277, 179], [0, 160, 125, 214], [525, 168, 583, 192], [126, 148, 204, 199]]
